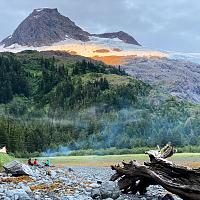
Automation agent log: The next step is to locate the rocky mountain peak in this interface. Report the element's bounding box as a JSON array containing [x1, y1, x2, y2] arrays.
[[1, 8, 90, 47], [0, 8, 140, 47]]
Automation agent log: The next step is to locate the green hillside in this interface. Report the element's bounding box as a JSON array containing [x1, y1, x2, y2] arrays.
[[0, 50, 200, 156]]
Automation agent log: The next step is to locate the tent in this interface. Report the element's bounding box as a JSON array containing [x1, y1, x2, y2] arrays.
[[0, 146, 7, 154]]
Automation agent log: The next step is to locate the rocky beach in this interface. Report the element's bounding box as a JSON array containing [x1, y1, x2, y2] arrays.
[[0, 161, 181, 200]]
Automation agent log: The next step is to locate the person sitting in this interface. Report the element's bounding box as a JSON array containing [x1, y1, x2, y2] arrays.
[[44, 159, 50, 167], [28, 158, 33, 166], [33, 159, 39, 166]]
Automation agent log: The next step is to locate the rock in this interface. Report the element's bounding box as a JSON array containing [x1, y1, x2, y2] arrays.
[[50, 170, 57, 179], [21, 185, 32, 193], [68, 168, 74, 172], [89, 183, 101, 188], [3, 197, 11, 200], [3, 160, 34, 176], [91, 188, 101, 199], [91, 181, 120, 199], [99, 181, 120, 199], [6, 189, 30, 200], [59, 177, 69, 183], [34, 194, 41, 200], [159, 194, 175, 200], [0, 188, 5, 193]]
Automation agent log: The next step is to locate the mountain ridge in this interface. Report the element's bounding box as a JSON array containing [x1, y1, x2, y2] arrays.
[[0, 8, 140, 47]]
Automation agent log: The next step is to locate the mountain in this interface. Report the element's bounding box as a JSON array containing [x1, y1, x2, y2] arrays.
[[0, 8, 140, 47], [1, 50, 200, 155], [0, 8, 200, 104], [1, 8, 90, 47]]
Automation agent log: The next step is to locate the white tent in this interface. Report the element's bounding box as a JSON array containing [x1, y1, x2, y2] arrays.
[[0, 146, 7, 153]]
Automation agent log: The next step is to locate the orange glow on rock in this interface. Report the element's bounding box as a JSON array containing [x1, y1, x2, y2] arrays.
[[93, 49, 110, 53], [92, 55, 129, 65]]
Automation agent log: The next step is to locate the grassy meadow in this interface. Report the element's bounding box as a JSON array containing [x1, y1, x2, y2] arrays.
[[29, 153, 200, 168], [1, 152, 200, 171]]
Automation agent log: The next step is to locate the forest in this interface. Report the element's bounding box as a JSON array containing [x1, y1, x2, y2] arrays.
[[0, 51, 200, 157]]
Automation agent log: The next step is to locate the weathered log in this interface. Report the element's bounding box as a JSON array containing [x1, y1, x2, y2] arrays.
[[110, 145, 200, 200]]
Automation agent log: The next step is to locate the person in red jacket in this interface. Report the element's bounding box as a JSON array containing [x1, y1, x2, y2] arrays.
[[33, 159, 38, 166]]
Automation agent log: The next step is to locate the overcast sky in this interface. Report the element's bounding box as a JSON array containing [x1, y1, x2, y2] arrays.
[[0, 0, 199, 52]]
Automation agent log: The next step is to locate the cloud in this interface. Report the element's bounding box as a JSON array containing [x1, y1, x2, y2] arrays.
[[0, 0, 199, 52]]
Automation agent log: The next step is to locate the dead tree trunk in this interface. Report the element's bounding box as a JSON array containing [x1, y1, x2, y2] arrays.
[[110, 145, 200, 200]]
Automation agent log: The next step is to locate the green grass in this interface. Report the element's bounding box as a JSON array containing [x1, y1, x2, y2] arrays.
[[22, 153, 200, 168], [0, 153, 13, 169]]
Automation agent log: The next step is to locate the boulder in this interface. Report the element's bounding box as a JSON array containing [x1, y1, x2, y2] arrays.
[[100, 181, 120, 199], [3, 160, 34, 176], [91, 181, 120, 199]]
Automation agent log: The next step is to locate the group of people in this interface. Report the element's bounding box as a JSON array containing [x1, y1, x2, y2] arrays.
[[28, 158, 50, 167]]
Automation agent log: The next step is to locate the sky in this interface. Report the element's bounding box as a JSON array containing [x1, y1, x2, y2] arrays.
[[0, 0, 199, 52]]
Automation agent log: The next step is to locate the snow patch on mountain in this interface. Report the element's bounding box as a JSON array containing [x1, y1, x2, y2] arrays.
[[36, 8, 44, 12]]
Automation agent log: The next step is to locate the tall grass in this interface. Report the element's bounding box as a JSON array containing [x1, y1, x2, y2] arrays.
[[0, 153, 13, 169]]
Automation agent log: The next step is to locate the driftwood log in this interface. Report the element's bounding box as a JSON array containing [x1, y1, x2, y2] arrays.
[[110, 144, 200, 200]]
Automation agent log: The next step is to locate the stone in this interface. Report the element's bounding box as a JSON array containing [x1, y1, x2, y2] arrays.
[[34, 195, 41, 200], [50, 170, 57, 179], [68, 168, 74, 172], [99, 181, 120, 199], [160, 194, 175, 200], [91, 188, 101, 199], [89, 183, 101, 188], [21, 185, 32, 193], [6, 189, 30, 200], [3, 160, 34, 176], [0, 189, 4, 193], [3, 197, 11, 200]]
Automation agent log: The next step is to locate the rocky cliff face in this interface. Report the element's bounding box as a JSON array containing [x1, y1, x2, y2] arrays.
[[124, 57, 200, 103], [1, 8, 140, 47]]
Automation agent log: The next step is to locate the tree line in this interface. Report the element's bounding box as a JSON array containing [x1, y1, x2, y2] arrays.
[[0, 52, 200, 157]]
